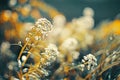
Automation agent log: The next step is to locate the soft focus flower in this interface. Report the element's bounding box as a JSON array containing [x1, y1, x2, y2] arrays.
[[9, 0, 17, 7], [61, 37, 78, 51], [53, 14, 66, 28], [44, 43, 59, 62], [0, 42, 10, 53], [74, 16, 94, 30], [83, 7, 94, 17]]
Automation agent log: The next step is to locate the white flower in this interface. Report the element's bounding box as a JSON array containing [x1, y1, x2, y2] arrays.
[[61, 37, 78, 51], [39, 44, 59, 67], [81, 54, 97, 71], [35, 18, 53, 34], [45, 43, 59, 56], [9, 0, 17, 7], [1, 42, 10, 53], [76, 16, 94, 30], [53, 15, 66, 28]]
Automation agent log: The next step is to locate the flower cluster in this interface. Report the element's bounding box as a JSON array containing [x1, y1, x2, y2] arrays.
[[60, 37, 80, 61], [35, 18, 53, 34], [22, 44, 59, 79], [0, 42, 10, 53], [80, 54, 97, 71], [17, 18, 53, 67], [40, 43, 59, 67], [61, 37, 78, 51], [25, 18, 53, 43], [16, 18, 60, 80]]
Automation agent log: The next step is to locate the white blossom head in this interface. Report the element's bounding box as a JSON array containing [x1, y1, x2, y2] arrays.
[[61, 37, 78, 51], [39, 44, 59, 65], [75, 16, 94, 30], [9, 0, 17, 7], [1, 42, 10, 53], [35, 18, 53, 34], [80, 54, 97, 71], [53, 14, 66, 28], [25, 18, 53, 43], [45, 43, 59, 56]]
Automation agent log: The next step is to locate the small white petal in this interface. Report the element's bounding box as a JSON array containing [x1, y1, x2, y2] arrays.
[[22, 55, 27, 61], [18, 60, 22, 67]]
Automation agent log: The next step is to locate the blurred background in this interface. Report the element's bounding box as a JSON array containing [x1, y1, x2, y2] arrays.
[[44, 0, 120, 26], [0, 0, 120, 44], [0, 0, 120, 26]]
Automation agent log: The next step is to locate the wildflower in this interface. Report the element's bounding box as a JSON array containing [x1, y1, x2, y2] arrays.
[[9, 0, 17, 7], [24, 18, 53, 43], [0, 42, 10, 53], [53, 15, 66, 28], [80, 54, 97, 71], [41, 43, 59, 65], [45, 43, 59, 56], [35, 18, 53, 34], [61, 37, 78, 51]]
